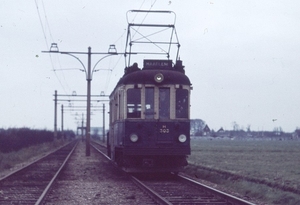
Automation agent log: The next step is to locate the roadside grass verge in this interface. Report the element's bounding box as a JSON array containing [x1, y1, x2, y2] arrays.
[[185, 138, 300, 205], [0, 139, 68, 176]]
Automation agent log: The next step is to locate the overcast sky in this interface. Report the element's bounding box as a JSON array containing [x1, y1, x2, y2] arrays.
[[1, 0, 300, 132]]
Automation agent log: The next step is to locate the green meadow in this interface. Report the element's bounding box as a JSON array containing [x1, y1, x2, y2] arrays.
[[185, 138, 300, 205]]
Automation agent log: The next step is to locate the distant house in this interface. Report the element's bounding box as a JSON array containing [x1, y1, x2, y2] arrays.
[[217, 127, 224, 133], [203, 125, 211, 136], [216, 127, 231, 138]]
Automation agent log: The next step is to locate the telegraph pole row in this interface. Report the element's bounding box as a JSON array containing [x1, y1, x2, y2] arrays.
[[53, 90, 108, 151]]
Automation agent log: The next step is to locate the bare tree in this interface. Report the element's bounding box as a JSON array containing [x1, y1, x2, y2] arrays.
[[232, 121, 240, 131], [246, 124, 251, 132]]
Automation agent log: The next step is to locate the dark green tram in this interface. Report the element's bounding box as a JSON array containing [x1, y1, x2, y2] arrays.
[[107, 59, 192, 172]]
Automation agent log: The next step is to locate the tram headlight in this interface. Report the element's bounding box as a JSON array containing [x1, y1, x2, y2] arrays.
[[178, 134, 187, 143], [154, 73, 164, 83], [130, 133, 139, 142]]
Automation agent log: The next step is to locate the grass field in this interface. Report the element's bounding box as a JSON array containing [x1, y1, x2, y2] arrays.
[[185, 138, 300, 205]]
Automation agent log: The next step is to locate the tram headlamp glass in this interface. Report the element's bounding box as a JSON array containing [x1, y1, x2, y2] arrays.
[[178, 134, 187, 143], [130, 134, 139, 142], [154, 73, 164, 83]]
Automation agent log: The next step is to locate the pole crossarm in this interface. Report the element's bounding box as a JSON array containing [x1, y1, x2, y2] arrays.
[[66, 106, 104, 108], [43, 50, 117, 80], [62, 52, 87, 74], [55, 99, 109, 102], [56, 94, 110, 97], [63, 109, 104, 111], [92, 54, 117, 74]]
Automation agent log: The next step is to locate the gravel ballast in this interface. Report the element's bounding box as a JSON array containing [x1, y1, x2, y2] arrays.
[[44, 141, 156, 204]]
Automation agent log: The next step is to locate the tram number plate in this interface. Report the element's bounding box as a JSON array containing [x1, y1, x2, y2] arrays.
[[159, 125, 169, 134]]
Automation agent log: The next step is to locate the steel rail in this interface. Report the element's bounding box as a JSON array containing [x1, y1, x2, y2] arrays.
[[90, 142, 111, 161], [91, 141, 169, 204], [91, 142, 171, 205], [35, 140, 79, 205], [178, 174, 256, 205], [0, 141, 76, 181], [90, 141, 255, 205], [130, 175, 172, 205], [0, 141, 77, 204]]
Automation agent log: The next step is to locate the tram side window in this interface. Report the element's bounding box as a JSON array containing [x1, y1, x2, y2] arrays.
[[127, 88, 141, 118], [159, 88, 170, 119], [176, 89, 188, 118], [145, 87, 154, 119]]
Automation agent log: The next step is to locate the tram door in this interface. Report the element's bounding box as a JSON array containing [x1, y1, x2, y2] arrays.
[[159, 88, 170, 119]]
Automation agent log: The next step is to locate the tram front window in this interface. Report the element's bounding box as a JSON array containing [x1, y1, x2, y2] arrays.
[[127, 88, 141, 118], [145, 87, 154, 119], [159, 88, 170, 119], [176, 89, 188, 118]]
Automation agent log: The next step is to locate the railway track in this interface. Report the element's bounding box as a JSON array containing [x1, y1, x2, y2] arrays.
[[91, 140, 109, 160], [131, 173, 256, 205], [0, 140, 77, 204], [91, 140, 255, 205]]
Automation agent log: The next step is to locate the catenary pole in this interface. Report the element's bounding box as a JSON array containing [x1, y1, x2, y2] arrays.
[[43, 43, 124, 156], [103, 103, 105, 143], [82, 113, 84, 142], [86, 47, 92, 156], [54, 90, 57, 139]]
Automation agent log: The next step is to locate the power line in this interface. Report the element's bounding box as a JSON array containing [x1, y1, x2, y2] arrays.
[[132, 0, 157, 39], [41, 0, 54, 43], [103, 54, 123, 94], [34, 0, 71, 95], [34, 0, 48, 49]]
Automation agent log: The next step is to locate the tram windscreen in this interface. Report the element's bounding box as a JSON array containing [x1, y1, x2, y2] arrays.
[[127, 88, 141, 118], [159, 88, 170, 119], [145, 87, 154, 119], [176, 89, 188, 118]]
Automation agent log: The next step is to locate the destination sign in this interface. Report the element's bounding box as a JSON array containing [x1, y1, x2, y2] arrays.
[[143, 59, 172, 69]]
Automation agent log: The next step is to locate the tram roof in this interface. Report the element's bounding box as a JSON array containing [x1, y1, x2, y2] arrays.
[[116, 69, 191, 86]]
